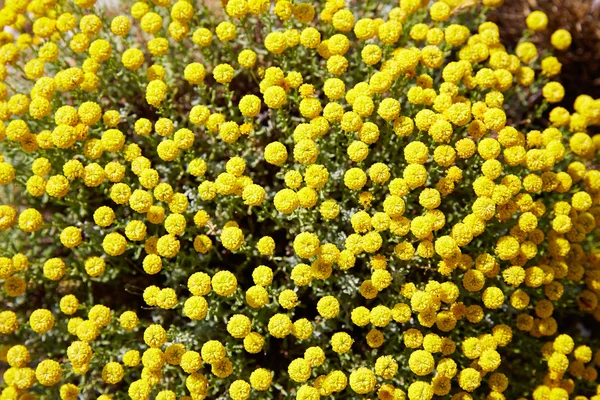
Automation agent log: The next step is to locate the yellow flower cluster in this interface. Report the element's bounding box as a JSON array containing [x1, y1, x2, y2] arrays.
[[0, 0, 600, 399]]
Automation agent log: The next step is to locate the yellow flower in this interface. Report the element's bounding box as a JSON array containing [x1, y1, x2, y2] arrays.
[[146, 80, 167, 106], [458, 368, 481, 392], [263, 86, 287, 109], [212, 64, 234, 84], [274, 189, 299, 214], [264, 141, 288, 165], [35, 359, 62, 386], [430, 2, 450, 22], [482, 287, 504, 309], [361, 44, 382, 65], [551, 29, 572, 50], [369, 163, 390, 184], [344, 168, 367, 190], [183, 296, 208, 320], [121, 48, 144, 71], [408, 350, 435, 376], [29, 308, 54, 334], [18, 208, 43, 232], [526, 11, 548, 31], [110, 15, 131, 35], [221, 226, 244, 251], [58, 226, 82, 248], [293, 139, 318, 164], [212, 270, 237, 296], [378, 20, 402, 44], [183, 62, 206, 85], [317, 296, 339, 319], [238, 49, 257, 68], [288, 358, 312, 383], [267, 314, 292, 338], [229, 380, 251, 400], [249, 368, 272, 391], [542, 82, 565, 103], [225, 314, 251, 339], [216, 21, 237, 42], [419, 188, 441, 209], [264, 31, 287, 54], [102, 362, 124, 384], [349, 367, 375, 394], [238, 94, 261, 118], [326, 54, 349, 75], [331, 332, 354, 354], [374, 355, 398, 379]]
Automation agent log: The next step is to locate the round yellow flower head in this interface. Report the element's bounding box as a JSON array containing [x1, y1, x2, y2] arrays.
[[212, 270, 237, 296], [29, 309, 54, 334], [317, 296, 339, 319], [265, 31, 287, 54], [551, 29, 572, 51], [349, 367, 375, 394], [35, 359, 62, 386], [238, 49, 257, 68], [221, 226, 244, 251], [526, 11, 548, 32]]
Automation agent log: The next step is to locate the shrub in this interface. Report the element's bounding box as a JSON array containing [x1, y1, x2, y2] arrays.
[[0, 0, 600, 399]]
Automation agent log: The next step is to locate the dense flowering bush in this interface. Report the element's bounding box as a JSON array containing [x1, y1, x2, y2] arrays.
[[0, 0, 600, 398]]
